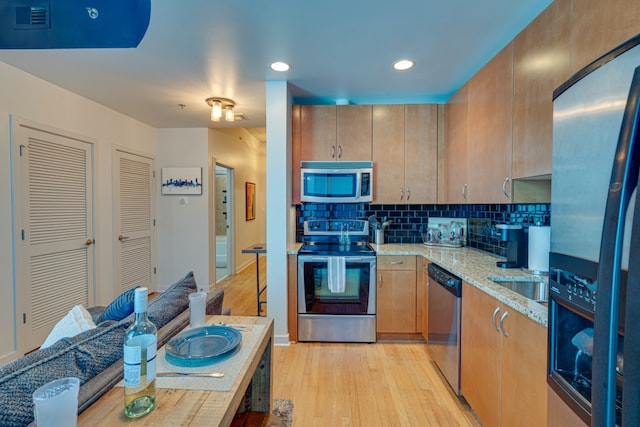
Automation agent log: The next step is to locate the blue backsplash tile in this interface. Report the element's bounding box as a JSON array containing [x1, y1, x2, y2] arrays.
[[296, 202, 551, 258]]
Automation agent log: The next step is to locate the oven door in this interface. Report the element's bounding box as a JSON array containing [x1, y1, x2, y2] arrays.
[[297, 255, 376, 315]]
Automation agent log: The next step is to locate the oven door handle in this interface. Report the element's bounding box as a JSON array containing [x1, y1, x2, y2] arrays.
[[303, 257, 369, 262]]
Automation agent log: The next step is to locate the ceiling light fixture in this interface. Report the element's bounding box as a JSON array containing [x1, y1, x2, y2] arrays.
[[270, 61, 291, 72], [205, 97, 235, 122], [392, 59, 415, 71]]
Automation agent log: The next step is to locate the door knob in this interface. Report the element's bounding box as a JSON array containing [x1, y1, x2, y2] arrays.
[[118, 235, 130, 241], [84, 238, 95, 246]]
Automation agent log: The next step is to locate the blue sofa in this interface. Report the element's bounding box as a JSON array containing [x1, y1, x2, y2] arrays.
[[0, 272, 224, 427]]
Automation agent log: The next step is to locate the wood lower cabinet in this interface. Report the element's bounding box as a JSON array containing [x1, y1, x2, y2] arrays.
[[421, 259, 429, 342], [376, 255, 417, 334], [461, 282, 547, 427], [287, 254, 298, 342]]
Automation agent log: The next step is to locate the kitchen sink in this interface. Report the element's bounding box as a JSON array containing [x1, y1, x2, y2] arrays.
[[488, 277, 548, 303]]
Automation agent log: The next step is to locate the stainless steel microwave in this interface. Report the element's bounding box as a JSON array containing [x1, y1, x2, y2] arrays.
[[300, 161, 373, 203]]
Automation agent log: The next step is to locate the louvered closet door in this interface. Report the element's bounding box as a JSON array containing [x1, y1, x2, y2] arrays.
[[114, 150, 155, 294], [19, 126, 95, 352]]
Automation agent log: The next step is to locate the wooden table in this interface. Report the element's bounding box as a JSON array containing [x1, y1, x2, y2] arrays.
[[77, 316, 274, 427], [241, 243, 267, 316]]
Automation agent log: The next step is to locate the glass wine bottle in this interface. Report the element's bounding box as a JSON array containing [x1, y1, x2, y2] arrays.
[[123, 287, 157, 418]]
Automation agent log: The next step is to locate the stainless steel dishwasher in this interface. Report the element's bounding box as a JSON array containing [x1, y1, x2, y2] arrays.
[[427, 263, 462, 395]]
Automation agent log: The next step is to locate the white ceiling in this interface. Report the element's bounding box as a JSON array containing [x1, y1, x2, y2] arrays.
[[0, 0, 553, 134]]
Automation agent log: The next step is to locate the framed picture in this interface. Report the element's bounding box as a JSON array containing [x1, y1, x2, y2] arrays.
[[161, 167, 203, 195], [246, 182, 256, 221]]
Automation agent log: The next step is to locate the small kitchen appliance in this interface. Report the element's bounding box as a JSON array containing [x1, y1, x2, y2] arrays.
[[297, 219, 376, 343], [495, 224, 527, 269], [300, 161, 373, 203]]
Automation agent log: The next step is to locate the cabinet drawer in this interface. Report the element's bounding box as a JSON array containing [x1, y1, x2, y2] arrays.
[[377, 255, 416, 271]]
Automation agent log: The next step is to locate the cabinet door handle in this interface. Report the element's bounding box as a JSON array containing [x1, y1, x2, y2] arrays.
[[378, 274, 383, 287], [491, 307, 501, 332], [118, 235, 130, 241], [406, 186, 410, 200], [502, 177, 511, 199], [461, 183, 469, 200], [85, 238, 95, 246], [400, 187, 404, 200], [331, 145, 336, 158], [499, 311, 509, 337], [388, 261, 404, 265], [338, 145, 342, 159]]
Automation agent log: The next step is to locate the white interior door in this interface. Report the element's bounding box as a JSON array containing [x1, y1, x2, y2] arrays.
[[113, 149, 156, 294], [15, 122, 95, 353]]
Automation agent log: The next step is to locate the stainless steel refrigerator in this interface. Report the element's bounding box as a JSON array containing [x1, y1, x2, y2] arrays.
[[549, 34, 640, 426]]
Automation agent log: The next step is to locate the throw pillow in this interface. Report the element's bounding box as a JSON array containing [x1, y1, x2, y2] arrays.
[[41, 305, 96, 348], [98, 286, 139, 322]]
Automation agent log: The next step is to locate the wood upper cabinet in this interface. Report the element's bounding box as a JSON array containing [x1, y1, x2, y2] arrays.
[[336, 105, 372, 160], [376, 255, 417, 334], [300, 105, 372, 162], [300, 105, 337, 161], [467, 42, 513, 203], [404, 104, 438, 204], [373, 105, 438, 204], [461, 282, 548, 427], [571, 0, 640, 74], [373, 105, 405, 203], [444, 83, 469, 203], [512, 0, 571, 179]]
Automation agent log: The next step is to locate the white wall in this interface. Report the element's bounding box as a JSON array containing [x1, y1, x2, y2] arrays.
[[0, 61, 156, 363], [208, 128, 267, 276], [156, 129, 210, 291], [265, 81, 295, 345]]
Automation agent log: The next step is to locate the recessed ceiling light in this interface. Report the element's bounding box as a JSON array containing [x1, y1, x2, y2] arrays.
[[393, 59, 414, 71], [270, 61, 291, 72]]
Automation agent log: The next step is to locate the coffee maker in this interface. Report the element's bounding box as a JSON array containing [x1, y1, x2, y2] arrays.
[[495, 224, 528, 268]]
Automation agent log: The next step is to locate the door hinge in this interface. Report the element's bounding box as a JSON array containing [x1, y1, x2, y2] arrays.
[[154, 267, 157, 275], [19, 144, 26, 156], [153, 170, 156, 178], [23, 313, 26, 324], [21, 229, 25, 240], [153, 219, 156, 226]]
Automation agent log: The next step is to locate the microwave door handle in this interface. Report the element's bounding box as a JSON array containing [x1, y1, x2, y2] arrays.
[[356, 172, 362, 200]]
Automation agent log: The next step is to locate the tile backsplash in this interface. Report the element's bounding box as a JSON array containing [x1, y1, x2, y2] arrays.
[[296, 203, 551, 257]]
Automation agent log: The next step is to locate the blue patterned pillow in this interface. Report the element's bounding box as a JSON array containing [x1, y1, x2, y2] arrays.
[[98, 286, 139, 322]]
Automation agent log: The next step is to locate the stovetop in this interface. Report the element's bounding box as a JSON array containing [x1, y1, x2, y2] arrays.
[[299, 219, 375, 256]]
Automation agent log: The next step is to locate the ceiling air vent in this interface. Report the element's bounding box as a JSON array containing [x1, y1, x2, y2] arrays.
[[14, 4, 50, 29]]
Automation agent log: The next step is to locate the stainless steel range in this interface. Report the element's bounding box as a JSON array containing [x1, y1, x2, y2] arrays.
[[297, 219, 376, 343]]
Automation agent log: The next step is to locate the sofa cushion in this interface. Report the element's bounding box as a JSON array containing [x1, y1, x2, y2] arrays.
[[0, 271, 201, 427]]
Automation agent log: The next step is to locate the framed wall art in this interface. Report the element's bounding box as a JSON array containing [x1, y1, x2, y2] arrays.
[[246, 182, 256, 221], [161, 167, 202, 195]]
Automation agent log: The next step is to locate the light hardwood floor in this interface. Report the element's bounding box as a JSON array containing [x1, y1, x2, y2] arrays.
[[214, 257, 481, 427]]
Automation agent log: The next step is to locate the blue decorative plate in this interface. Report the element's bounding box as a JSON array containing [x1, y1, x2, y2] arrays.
[[165, 325, 242, 367]]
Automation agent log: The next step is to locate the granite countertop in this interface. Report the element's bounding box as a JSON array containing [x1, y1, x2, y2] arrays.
[[374, 243, 548, 327]]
